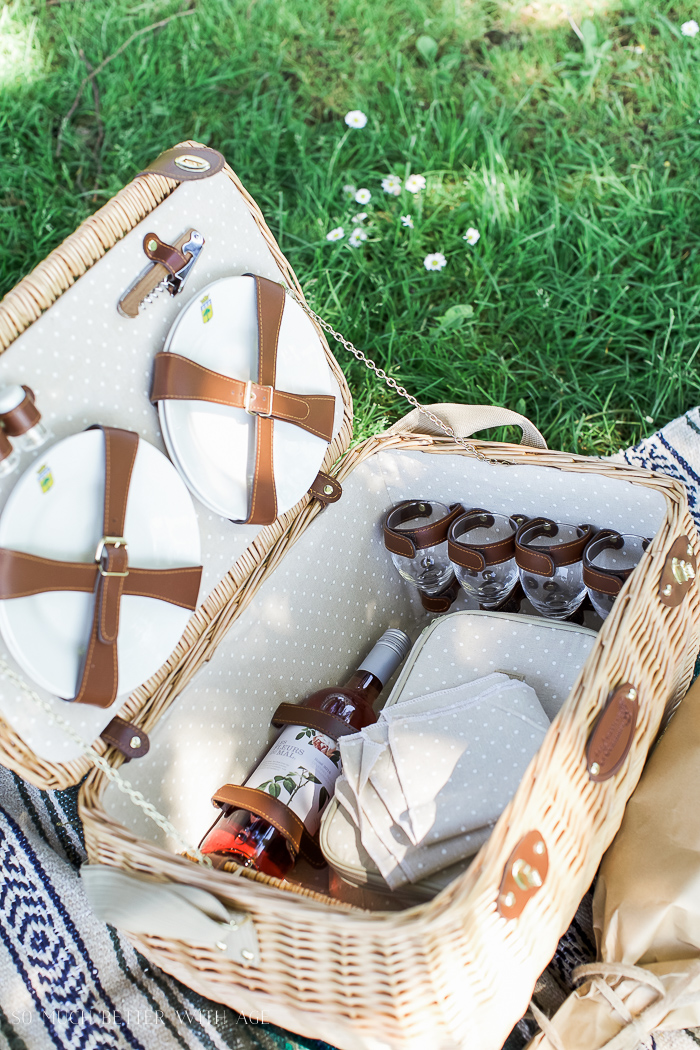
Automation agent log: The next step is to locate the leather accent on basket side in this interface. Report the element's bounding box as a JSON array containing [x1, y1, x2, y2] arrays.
[[100, 717, 150, 760], [211, 784, 326, 867], [497, 830, 549, 919], [586, 684, 639, 781], [308, 471, 342, 505], [658, 535, 698, 608], [137, 146, 225, 181], [271, 702, 358, 739]]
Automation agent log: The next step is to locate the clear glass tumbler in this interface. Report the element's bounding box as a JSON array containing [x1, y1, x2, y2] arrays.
[[583, 531, 650, 620], [448, 510, 519, 609], [515, 518, 594, 619], [383, 499, 463, 598]]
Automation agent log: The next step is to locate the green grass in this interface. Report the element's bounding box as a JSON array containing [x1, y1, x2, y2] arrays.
[[1, 0, 700, 453]]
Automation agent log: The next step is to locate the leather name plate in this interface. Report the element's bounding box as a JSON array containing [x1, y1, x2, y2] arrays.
[[586, 683, 639, 782]]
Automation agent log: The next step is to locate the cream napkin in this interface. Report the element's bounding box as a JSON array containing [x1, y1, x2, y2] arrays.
[[336, 672, 550, 889]]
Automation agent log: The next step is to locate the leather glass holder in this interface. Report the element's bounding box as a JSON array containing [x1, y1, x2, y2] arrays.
[[0, 426, 203, 708], [149, 274, 336, 526], [383, 500, 465, 559], [582, 530, 650, 597], [447, 510, 519, 571], [515, 518, 595, 577]]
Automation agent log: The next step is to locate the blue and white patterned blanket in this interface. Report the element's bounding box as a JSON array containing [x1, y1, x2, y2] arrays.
[[4, 410, 700, 1050]]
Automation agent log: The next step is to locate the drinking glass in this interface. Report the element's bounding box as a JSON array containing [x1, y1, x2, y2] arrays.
[[583, 531, 650, 620], [448, 510, 519, 609], [515, 518, 594, 619], [383, 500, 463, 599]]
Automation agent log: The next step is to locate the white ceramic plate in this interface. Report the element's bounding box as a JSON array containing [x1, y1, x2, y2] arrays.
[[0, 431, 201, 701], [158, 276, 337, 521]]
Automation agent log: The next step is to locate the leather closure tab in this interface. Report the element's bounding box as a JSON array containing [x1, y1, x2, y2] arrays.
[[383, 501, 465, 558], [658, 535, 697, 608], [0, 385, 40, 437], [211, 784, 326, 868], [497, 830, 548, 920], [586, 683, 639, 781], [137, 146, 225, 181], [100, 716, 150, 760], [420, 577, 461, 613], [309, 472, 342, 506], [271, 702, 358, 739], [515, 518, 595, 578], [447, 510, 518, 571], [143, 233, 189, 276]]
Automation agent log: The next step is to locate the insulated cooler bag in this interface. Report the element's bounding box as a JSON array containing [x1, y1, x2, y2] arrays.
[[0, 142, 698, 1050]]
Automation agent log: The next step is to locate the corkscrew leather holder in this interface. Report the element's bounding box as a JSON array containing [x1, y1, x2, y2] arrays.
[[209, 784, 326, 868]]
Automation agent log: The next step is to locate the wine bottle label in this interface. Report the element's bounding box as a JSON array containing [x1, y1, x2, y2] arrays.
[[245, 725, 342, 837]]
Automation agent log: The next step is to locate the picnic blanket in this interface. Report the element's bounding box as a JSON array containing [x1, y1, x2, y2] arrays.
[[4, 409, 700, 1050]]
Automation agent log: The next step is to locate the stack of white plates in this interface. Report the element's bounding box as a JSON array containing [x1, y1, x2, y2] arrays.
[[158, 275, 338, 521], [0, 431, 200, 703]]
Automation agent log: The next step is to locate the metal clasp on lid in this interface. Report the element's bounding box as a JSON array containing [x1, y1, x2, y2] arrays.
[[95, 536, 129, 578], [243, 381, 274, 417]]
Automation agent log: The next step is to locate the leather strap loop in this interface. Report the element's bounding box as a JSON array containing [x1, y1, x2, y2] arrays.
[[211, 784, 326, 868], [0, 386, 40, 437], [143, 233, 189, 276], [149, 353, 335, 441], [447, 510, 518, 571], [309, 471, 342, 505], [383, 501, 465, 558], [271, 702, 358, 739], [582, 530, 650, 596], [420, 576, 461, 613], [100, 716, 150, 761], [515, 518, 595, 578]]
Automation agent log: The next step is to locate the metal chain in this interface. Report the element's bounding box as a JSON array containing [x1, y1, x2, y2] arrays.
[[288, 291, 490, 463], [0, 658, 212, 867]]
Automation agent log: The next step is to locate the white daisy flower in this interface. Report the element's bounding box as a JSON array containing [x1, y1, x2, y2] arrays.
[[345, 110, 368, 128], [400, 214, 414, 228], [349, 228, 368, 248], [681, 19, 699, 35], [326, 227, 345, 242], [354, 188, 371, 204], [351, 212, 368, 224], [405, 173, 426, 193], [463, 227, 481, 245], [381, 174, 402, 196], [645, 415, 655, 424], [423, 252, 447, 271]]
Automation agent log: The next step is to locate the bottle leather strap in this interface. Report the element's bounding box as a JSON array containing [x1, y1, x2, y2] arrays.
[[271, 702, 359, 739], [211, 784, 326, 868], [0, 425, 202, 707], [447, 510, 518, 571], [149, 353, 335, 441], [383, 500, 465, 558], [0, 386, 40, 436], [582, 530, 650, 596], [515, 517, 595, 578]]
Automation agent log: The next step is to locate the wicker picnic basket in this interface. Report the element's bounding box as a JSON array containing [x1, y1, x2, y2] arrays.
[[0, 141, 698, 1050]]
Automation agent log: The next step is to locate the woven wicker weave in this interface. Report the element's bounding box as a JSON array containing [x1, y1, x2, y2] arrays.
[[1, 146, 698, 1050]]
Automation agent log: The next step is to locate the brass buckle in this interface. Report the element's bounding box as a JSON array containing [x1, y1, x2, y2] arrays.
[[95, 536, 129, 578], [243, 381, 273, 417]]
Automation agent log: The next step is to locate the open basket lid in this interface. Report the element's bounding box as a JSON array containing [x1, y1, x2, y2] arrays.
[[0, 142, 354, 791]]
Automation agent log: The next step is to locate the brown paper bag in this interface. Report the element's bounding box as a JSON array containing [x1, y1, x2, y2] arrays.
[[527, 676, 700, 1050]]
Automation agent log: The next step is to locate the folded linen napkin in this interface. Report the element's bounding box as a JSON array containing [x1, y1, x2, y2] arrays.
[[336, 672, 550, 888]]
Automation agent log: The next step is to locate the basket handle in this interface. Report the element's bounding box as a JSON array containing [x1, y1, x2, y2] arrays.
[[385, 403, 547, 449]]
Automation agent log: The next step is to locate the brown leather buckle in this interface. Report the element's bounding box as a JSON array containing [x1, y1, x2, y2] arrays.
[[95, 536, 129, 578], [243, 381, 274, 417]]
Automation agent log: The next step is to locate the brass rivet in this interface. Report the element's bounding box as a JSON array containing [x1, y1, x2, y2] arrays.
[[663, 584, 673, 596], [512, 858, 542, 890], [533, 841, 545, 855], [129, 735, 141, 749], [504, 892, 516, 908], [147, 239, 157, 252], [626, 688, 637, 701], [688, 544, 694, 558], [323, 484, 334, 496], [419, 503, 427, 512], [589, 761, 600, 776], [215, 941, 227, 952], [672, 557, 696, 584], [241, 948, 255, 961], [174, 153, 211, 172]]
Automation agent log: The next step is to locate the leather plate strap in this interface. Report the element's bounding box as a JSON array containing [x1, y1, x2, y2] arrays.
[[150, 353, 335, 441], [271, 702, 358, 739], [447, 510, 518, 571], [583, 530, 650, 596], [0, 386, 40, 437], [383, 501, 465, 558], [515, 518, 595, 578], [211, 784, 326, 868]]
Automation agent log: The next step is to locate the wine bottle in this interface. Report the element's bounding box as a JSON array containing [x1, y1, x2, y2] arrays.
[[199, 628, 412, 878]]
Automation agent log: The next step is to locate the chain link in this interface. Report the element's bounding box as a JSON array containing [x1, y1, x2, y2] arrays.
[[0, 658, 212, 867], [289, 292, 490, 462]]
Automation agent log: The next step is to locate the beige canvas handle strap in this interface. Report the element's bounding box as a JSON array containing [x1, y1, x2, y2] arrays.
[[386, 403, 548, 449]]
